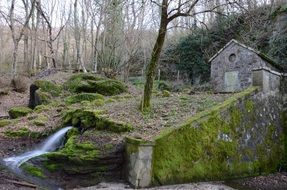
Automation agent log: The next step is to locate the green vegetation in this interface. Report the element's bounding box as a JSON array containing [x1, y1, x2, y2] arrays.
[[65, 93, 104, 105], [32, 115, 49, 126], [64, 74, 127, 95], [8, 106, 33, 119], [35, 90, 53, 104], [0, 119, 11, 127], [151, 87, 283, 185], [34, 80, 62, 97], [34, 105, 50, 113], [162, 90, 171, 97], [45, 136, 99, 164], [4, 127, 31, 137], [21, 163, 45, 178], [163, 4, 287, 81], [62, 109, 133, 132]]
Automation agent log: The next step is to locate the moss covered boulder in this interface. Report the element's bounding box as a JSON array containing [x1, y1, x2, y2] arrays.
[[45, 136, 99, 165], [8, 106, 32, 119], [34, 80, 62, 97], [65, 93, 104, 105], [21, 163, 45, 178], [32, 80, 62, 105], [41, 129, 125, 185], [64, 74, 127, 96], [29, 80, 63, 108], [62, 109, 133, 133]]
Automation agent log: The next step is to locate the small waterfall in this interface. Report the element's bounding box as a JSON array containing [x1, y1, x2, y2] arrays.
[[3, 126, 72, 168]]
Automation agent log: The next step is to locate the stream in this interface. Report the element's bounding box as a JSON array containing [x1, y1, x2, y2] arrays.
[[1, 126, 73, 189]]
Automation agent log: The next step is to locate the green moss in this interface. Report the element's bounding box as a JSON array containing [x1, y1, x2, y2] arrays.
[[0, 119, 11, 127], [43, 163, 60, 172], [87, 80, 128, 96], [34, 80, 62, 97], [126, 137, 154, 154], [36, 89, 52, 104], [245, 100, 254, 113], [8, 106, 33, 119], [4, 127, 30, 137], [92, 99, 105, 107], [34, 105, 50, 113], [105, 98, 116, 103], [151, 87, 282, 185], [126, 143, 139, 155], [32, 115, 48, 126], [64, 74, 127, 95], [62, 109, 133, 133], [65, 93, 105, 105], [21, 163, 45, 178], [4, 127, 45, 138], [64, 73, 101, 92], [46, 136, 99, 164], [162, 90, 171, 97]]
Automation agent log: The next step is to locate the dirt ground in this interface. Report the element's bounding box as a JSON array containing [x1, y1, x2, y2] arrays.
[[0, 75, 30, 117]]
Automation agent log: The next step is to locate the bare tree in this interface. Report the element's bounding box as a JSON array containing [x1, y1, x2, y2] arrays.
[[142, 0, 236, 110], [0, 0, 36, 77], [36, 0, 69, 69], [74, 0, 87, 72]]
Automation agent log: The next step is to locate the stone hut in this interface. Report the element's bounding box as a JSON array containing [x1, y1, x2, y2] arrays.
[[209, 39, 283, 92]]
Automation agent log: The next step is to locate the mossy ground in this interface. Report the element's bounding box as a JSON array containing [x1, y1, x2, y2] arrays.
[[34, 80, 62, 97], [0, 119, 11, 127], [8, 106, 32, 119], [65, 93, 104, 105]]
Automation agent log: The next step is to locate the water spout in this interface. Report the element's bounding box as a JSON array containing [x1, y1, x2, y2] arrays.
[[3, 126, 72, 168]]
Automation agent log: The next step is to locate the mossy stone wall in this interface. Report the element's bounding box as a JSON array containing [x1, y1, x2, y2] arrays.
[[151, 87, 284, 185]]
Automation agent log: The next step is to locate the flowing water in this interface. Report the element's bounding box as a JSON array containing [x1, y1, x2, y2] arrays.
[[3, 126, 72, 168], [1, 126, 73, 189]]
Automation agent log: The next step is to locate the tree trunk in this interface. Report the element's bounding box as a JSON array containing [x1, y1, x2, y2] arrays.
[[74, 0, 87, 73], [142, 1, 168, 110]]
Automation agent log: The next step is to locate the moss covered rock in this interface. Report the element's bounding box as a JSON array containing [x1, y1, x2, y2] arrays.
[[62, 109, 133, 133], [21, 163, 45, 178], [34, 80, 62, 97], [32, 80, 62, 106], [0, 119, 11, 127], [64, 74, 127, 96], [87, 80, 127, 96], [46, 136, 99, 165], [65, 93, 104, 105], [40, 130, 125, 185], [8, 106, 32, 119]]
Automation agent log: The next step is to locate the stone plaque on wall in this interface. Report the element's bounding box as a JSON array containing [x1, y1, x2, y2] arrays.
[[224, 71, 239, 92]]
